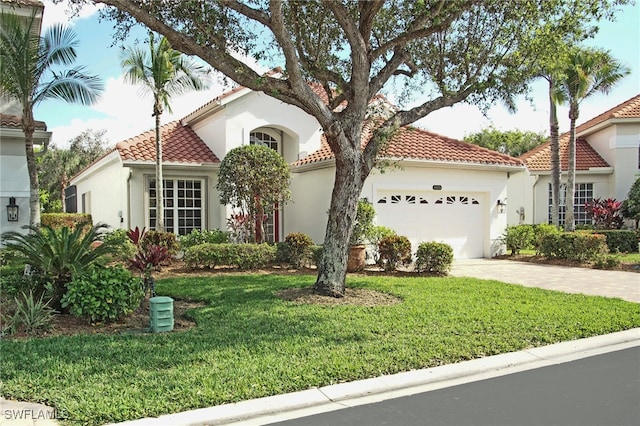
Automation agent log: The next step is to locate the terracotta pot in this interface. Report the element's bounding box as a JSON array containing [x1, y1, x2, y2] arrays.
[[347, 245, 366, 272]]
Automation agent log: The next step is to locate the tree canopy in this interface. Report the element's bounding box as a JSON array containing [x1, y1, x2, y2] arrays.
[[37, 129, 109, 213], [463, 128, 547, 158], [216, 144, 291, 244], [79, 0, 628, 295]]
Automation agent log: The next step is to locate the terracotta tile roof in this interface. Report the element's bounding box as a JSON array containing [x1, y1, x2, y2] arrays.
[[575, 93, 640, 134], [0, 113, 47, 131], [518, 94, 640, 172], [116, 121, 219, 164], [519, 135, 610, 171], [294, 125, 523, 167]]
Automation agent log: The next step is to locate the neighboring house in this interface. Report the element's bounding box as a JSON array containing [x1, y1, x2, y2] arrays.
[[70, 84, 524, 259], [0, 0, 51, 235], [508, 94, 640, 227]]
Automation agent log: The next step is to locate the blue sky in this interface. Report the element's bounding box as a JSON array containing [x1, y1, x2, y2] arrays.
[[35, 1, 640, 148]]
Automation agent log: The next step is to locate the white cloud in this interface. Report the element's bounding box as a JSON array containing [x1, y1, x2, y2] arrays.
[[41, 0, 100, 29], [48, 74, 235, 148]]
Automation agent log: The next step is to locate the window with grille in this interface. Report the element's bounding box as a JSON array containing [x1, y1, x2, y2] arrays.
[[548, 183, 593, 226], [249, 131, 279, 151], [149, 178, 204, 235]]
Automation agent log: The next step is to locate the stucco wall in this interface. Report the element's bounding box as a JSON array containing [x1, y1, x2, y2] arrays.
[[1, 137, 32, 233], [288, 163, 511, 258], [191, 91, 323, 163]]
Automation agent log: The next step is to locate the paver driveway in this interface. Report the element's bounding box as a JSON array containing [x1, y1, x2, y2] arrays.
[[451, 259, 639, 303]]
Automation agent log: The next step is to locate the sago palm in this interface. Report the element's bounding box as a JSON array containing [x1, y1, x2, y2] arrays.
[[553, 47, 629, 231], [120, 32, 210, 232], [0, 11, 103, 226]]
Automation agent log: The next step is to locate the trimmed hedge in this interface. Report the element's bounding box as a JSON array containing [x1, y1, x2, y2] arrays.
[[141, 230, 179, 256], [415, 242, 454, 275], [502, 225, 534, 255], [184, 243, 276, 270], [178, 229, 229, 249], [283, 232, 314, 268], [378, 235, 412, 272], [41, 213, 92, 230], [586, 230, 637, 254], [537, 232, 608, 262]]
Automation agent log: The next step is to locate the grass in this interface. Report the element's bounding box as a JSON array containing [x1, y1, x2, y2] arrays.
[[1, 274, 639, 425]]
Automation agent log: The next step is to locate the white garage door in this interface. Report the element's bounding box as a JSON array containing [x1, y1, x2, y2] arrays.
[[375, 190, 485, 259]]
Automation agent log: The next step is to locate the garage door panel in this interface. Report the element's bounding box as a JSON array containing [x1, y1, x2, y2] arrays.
[[375, 191, 484, 259]]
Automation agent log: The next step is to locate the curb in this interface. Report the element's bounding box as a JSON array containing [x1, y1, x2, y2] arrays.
[[109, 328, 640, 426]]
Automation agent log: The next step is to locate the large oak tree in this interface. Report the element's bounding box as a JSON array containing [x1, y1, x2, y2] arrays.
[[76, 0, 624, 296]]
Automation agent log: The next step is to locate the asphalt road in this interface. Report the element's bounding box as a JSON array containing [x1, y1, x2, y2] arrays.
[[269, 347, 640, 426]]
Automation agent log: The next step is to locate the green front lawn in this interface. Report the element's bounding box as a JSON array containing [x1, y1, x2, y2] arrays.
[[1, 274, 639, 425]]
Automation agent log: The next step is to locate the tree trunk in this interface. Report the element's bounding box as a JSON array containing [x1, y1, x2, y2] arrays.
[[22, 111, 40, 228], [548, 82, 561, 228], [565, 104, 578, 232], [61, 171, 68, 213], [314, 145, 367, 297], [155, 110, 165, 232]]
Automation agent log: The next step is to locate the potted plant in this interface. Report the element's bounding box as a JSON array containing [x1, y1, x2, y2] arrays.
[[348, 199, 375, 272]]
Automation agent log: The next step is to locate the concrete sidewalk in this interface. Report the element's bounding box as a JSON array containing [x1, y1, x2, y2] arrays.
[[451, 258, 640, 303]]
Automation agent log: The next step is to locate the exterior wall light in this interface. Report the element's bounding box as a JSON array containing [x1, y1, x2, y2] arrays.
[[497, 199, 507, 214], [7, 197, 19, 222]]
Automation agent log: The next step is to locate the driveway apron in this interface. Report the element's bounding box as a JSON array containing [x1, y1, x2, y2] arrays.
[[451, 259, 639, 303]]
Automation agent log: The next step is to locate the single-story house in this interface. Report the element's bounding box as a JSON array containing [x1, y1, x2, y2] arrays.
[[70, 83, 525, 259], [508, 94, 640, 227]]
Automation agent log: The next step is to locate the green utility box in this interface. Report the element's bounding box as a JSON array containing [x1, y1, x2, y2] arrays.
[[150, 296, 174, 332]]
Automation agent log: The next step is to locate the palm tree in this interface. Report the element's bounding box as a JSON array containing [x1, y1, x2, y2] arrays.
[[120, 32, 210, 232], [0, 11, 103, 227], [553, 47, 629, 231]]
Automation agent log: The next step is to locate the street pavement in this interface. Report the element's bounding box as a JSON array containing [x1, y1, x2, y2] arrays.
[[267, 346, 640, 426]]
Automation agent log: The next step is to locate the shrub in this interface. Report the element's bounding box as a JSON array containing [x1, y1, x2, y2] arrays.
[[415, 242, 454, 275], [184, 243, 276, 270], [350, 199, 376, 245], [178, 229, 229, 249], [588, 230, 637, 253], [378, 235, 412, 272], [141, 230, 179, 256], [41, 213, 92, 231], [102, 229, 137, 262], [310, 245, 324, 268], [537, 232, 608, 262], [502, 225, 534, 255], [593, 254, 621, 270], [284, 232, 314, 268], [3, 291, 57, 335], [532, 223, 561, 254], [368, 226, 397, 265], [585, 198, 623, 229], [1, 223, 119, 309], [0, 266, 45, 298], [61, 265, 143, 323]]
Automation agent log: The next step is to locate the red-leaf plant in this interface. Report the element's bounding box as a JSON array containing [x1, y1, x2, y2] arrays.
[[127, 227, 171, 298], [584, 198, 623, 230]]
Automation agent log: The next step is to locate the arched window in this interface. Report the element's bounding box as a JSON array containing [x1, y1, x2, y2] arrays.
[[250, 131, 279, 151]]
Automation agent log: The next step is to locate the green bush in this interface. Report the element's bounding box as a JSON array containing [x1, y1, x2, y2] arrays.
[[102, 229, 137, 262], [1, 223, 120, 309], [178, 229, 229, 249], [538, 232, 608, 262], [0, 266, 45, 298], [368, 226, 397, 265], [350, 199, 376, 245], [41, 213, 92, 231], [284, 232, 314, 268], [502, 225, 535, 255], [3, 291, 56, 336], [593, 254, 621, 270], [310, 245, 324, 268], [184, 243, 276, 270], [141, 230, 179, 256], [61, 265, 143, 323], [589, 230, 636, 253], [532, 224, 562, 254], [415, 242, 454, 275], [378, 235, 412, 272]]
